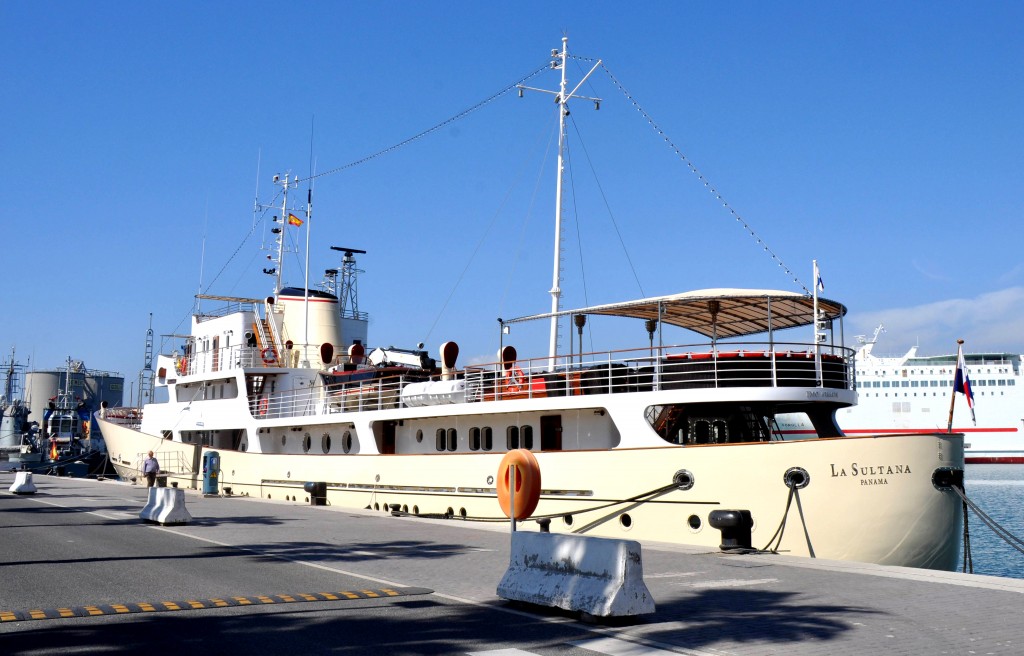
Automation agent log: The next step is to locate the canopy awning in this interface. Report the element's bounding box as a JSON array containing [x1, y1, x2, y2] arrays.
[[503, 289, 846, 339]]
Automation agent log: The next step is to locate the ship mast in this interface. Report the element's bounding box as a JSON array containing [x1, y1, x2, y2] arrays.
[[517, 36, 602, 367]]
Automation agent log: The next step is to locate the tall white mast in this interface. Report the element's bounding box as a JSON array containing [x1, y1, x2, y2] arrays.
[[273, 174, 295, 295], [518, 36, 602, 367]]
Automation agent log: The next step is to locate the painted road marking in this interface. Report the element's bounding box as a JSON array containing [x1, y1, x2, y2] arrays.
[[0, 587, 432, 623]]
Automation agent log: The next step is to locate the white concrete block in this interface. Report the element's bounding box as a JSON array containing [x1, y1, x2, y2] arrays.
[[9, 471, 37, 495], [497, 531, 655, 617], [139, 487, 192, 525]]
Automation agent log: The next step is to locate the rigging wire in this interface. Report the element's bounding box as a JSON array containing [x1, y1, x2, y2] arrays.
[[298, 65, 551, 185], [573, 55, 809, 294], [567, 113, 646, 299], [421, 114, 556, 346]]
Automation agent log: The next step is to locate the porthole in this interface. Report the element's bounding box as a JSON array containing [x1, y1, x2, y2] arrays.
[[321, 433, 331, 454], [563, 514, 574, 527], [302, 433, 311, 453], [413, 505, 420, 515], [281, 435, 287, 446], [436, 428, 446, 452], [343, 430, 353, 454], [687, 514, 702, 532], [521, 425, 533, 450], [416, 429, 424, 443], [619, 513, 633, 530], [402, 505, 408, 513], [459, 507, 467, 518], [374, 503, 380, 511]]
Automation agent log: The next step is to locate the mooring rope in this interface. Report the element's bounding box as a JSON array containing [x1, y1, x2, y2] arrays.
[[949, 484, 1024, 568], [761, 482, 816, 557]]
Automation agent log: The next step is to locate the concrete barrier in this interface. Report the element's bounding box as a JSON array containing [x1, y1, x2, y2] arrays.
[[497, 531, 655, 617], [9, 471, 37, 495], [139, 487, 193, 525]]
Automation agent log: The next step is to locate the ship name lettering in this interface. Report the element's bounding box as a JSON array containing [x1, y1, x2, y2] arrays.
[[860, 478, 889, 486], [831, 463, 911, 478]]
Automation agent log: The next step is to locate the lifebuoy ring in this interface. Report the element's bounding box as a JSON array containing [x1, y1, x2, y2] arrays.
[[504, 367, 525, 394], [497, 448, 541, 520], [261, 347, 277, 365], [258, 398, 269, 416]]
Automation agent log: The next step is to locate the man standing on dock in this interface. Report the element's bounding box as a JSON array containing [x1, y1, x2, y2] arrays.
[[142, 451, 159, 487]]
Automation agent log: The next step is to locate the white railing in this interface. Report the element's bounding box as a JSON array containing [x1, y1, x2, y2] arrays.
[[244, 341, 854, 421]]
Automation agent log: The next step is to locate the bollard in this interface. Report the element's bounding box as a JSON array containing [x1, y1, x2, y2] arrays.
[[303, 481, 327, 506], [708, 509, 754, 551]]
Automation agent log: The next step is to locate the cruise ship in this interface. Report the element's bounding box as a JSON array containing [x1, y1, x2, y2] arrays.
[[780, 326, 1023, 463]]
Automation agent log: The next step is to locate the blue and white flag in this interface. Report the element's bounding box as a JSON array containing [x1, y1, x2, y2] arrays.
[[953, 348, 976, 424]]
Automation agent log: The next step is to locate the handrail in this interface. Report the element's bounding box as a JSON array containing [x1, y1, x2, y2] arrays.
[[244, 340, 855, 421]]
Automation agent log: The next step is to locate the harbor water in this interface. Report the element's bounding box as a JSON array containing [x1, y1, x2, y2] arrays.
[[964, 464, 1024, 579]]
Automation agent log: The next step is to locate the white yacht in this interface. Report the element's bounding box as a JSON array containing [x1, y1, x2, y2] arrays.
[[98, 38, 966, 570]]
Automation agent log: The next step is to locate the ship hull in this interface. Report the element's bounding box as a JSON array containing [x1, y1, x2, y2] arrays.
[[100, 417, 963, 570]]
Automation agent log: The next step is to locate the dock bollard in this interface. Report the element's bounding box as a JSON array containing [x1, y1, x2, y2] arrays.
[[303, 481, 327, 506], [708, 509, 754, 551]]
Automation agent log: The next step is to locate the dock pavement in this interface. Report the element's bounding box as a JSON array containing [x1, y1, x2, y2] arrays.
[[1, 471, 1022, 655]]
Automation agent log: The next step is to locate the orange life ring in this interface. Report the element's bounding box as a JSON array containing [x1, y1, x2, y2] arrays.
[[504, 367, 525, 394], [258, 398, 269, 416], [261, 347, 277, 365], [497, 448, 541, 520]]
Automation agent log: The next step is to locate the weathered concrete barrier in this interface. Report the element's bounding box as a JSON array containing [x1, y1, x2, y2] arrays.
[[139, 487, 192, 525], [9, 471, 37, 495], [497, 531, 655, 617]]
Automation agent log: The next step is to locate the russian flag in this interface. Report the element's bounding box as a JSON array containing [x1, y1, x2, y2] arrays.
[[953, 349, 976, 424]]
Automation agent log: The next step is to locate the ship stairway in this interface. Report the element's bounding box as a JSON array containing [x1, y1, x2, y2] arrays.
[[652, 404, 685, 439]]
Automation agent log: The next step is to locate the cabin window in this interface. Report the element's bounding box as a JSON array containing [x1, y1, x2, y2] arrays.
[[506, 425, 519, 450], [446, 428, 457, 452], [469, 427, 480, 451], [321, 433, 331, 454], [415, 429, 424, 443], [343, 430, 353, 453], [281, 435, 287, 446], [521, 425, 534, 450], [436, 429, 446, 452], [482, 427, 493, 451], [303, 433, 311, 453]]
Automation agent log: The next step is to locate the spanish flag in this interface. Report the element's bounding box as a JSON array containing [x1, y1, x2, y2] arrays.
[[287, 213, 304, 227]]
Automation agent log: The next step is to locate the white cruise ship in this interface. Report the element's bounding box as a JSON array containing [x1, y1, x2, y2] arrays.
[[781, 327, 1024, 463]]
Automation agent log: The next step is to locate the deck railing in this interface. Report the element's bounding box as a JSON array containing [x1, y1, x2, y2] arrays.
[[245, 341, 854, 421]]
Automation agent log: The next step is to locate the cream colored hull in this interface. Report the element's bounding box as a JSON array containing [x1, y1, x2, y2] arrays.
[[100, 418, 963, 570]]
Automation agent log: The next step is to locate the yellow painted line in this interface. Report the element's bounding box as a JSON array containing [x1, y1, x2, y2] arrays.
[[0, 587, 432, 623]]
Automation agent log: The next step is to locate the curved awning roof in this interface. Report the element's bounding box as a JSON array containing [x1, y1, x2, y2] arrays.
[[503, 289, 847, 339]]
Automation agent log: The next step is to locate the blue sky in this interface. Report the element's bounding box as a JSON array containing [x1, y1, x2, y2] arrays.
[[3, 1, 1023, 401]]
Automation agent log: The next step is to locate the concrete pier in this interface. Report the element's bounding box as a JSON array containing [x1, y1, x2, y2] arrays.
[[2, 471, 1022, 655]]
